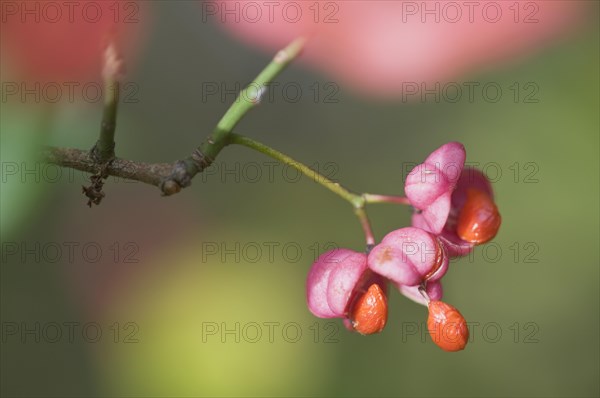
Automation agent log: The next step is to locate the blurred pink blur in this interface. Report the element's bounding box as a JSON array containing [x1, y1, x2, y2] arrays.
[[210, 0, 583, 97], [1, 0, 148, 82]]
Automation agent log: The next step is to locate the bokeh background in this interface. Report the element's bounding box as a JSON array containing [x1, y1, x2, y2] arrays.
[[1, 1, 599, 397]]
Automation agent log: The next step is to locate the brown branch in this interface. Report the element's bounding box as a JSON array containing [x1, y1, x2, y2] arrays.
[[40, 38, 307, 201], [41, 146, 175, 189]]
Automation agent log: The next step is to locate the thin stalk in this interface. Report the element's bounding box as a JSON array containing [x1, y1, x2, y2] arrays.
[[229, 133, 363, 208], [354, 207, 376, 247], [195, 37, 307, 165], [229, 133, 377, 246], [164, 37, 308, 194], [364, 193, 411, 205], [93, 44, 122, 163]]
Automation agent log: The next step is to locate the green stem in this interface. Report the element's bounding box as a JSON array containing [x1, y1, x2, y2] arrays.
[[354, 207, 376, 247], [93, 79, 119, 162], [229, 133, 364, 208], [214, 37, 307, 135], [229, 133, 378, 246], [164, 37, 307, 193], [93, 43, 123, 164], [196, 38, 306, 168]]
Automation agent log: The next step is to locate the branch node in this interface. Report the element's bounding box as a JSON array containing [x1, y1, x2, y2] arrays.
[[90, 141, 116, 164], [161, 179, 182, 196], [82, 160, 112, 207], [159, 160, 194, 196], [191, 148, 213, 170]]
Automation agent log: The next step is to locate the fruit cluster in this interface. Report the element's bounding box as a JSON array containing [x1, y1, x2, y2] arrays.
[[306, 142, 501, 352]]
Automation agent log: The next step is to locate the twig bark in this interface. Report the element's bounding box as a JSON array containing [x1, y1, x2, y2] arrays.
[[41, 146, 174, 187], [40, 37, 308, 197]]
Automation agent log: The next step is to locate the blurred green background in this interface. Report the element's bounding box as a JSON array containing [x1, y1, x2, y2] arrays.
[[1, 2, 599, 397]]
